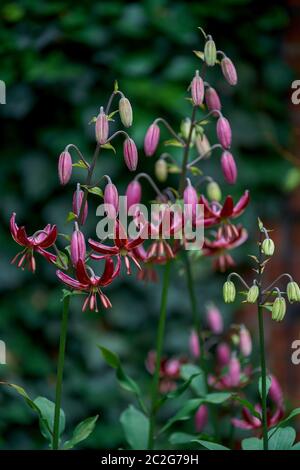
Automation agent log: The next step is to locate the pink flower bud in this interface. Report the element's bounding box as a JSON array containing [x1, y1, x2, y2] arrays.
[[206, 304, 223, 334], [123, 137, 138, 171], [104, 182, 119, 218], [216, 116, 232, 149], [165, 359, 181, 378], [189, 330, 200, 358], [205, 87, 221, 115], [95, 107, 109, 144], [144, 123, 160, 157], [70, 229, 86, 266], [228, 355, 241, 387], [216, 342, 230, 367], [195, 405, 208, 432], [239, 326, 252, 357], [126, 180, 142, 209], [221, 57, 238, 86], [191, 70, 204, 106], [73, 189, 88, 225], [221, 151, 237, 184], [184, 182, 198, 220], [269, 375, 283, 405], [58, 151, 72, 185]]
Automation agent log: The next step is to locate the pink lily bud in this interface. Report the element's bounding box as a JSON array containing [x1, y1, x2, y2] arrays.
[[221, 151, 237, 184], [191, 70, 204, 106], [239, 326, 252, 357], [104, 182, 119, 218], [216, 116, 232, 149], [205, 87, 221, 115], [195, 405, 208, 432], [126, 180, 142, 209], [123, 137, 138, 171], [216, 342, 231, 367], [206, 304, 223, 334], [165, 359, 181, 378], [221, 57, 238, 86], [58, 151, 72, 185], [228, 355, 241, 387], [144, 123, 160, 157], [95, 107, 109, 144], [70, 229, 86, 266], [73, 189, 88, 225], [184, 181, 198, 220], [269, 375, 283, 405], [189, 330, 200, 358]]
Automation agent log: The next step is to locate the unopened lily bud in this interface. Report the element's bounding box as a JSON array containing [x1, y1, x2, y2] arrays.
[[196, 134, 211, 157], [144, 123, 160, 157], [217, 116, 232, 149], [204, 38, 217, 67], [181, 118, 196, 142], [269, 375, 283, 405], [58, 151, 72, 185], [223, 280, 236, 303], [189, 330, 200, 359], [221, 56, 238, 86], [70, 229, 86, 266], [262, 238, 275, 256], [195, 405, 208, 432], [73, 189, 88, 225], [206, 304, 223, 334], [272, 297, 286, 322], [104, 182, 119, 218], [205, 86, 221, 115], [247, 284, 259, 303], [287, 281, 300, 303], [123, 137, 138, 171], [119, 96, 133, 127], [191, 70, 204, 106], [221, 151, 237, 184], [126, 180, 142, 209], [155, 158, 168, 182], [206, 181, 222, 202], [184, 182, 198, 220], [228, 355, 241, 387], [216, 342, 231, 367], [239, 326, 252, 357], [95, 107, 109, 144]]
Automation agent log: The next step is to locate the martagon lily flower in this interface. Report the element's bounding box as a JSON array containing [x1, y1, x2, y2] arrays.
[[200, 190, 250, 228], [10, 213, 57, 272], [56, 258, 120, 312]]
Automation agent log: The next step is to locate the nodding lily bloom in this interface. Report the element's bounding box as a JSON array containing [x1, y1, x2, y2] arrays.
[[203, 225, 248, 272], [199, 190, 250, 228], [10, 213, 57, 272], [133, 245, 159, 283], [232, 402, 284, 431], [56, 258, 120, 312], [208, 354, 252, 390], [89, 220, 147, 275], [146, 351, 187, 394]]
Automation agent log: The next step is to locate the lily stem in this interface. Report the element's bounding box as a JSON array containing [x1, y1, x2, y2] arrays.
[[148, 261, 171, 450], [52, 296, 70, 450]]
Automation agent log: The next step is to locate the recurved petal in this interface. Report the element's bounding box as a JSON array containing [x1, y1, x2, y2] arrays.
[[37, 226, 58, 248], [56, 269, 87, 290], [88, 238, 119, 255], [233, 190, 250, 217], [220, 196, 234, 218]]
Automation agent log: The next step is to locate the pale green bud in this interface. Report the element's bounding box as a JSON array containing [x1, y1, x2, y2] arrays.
[[272, 297, 286, 322], [206, 181, 222, 202], [195, 134, 211, 158], [287, 281, 300, 303], [155, 159, 168, 183], [247, 284, 259, 303], [119, 97, 133, 128], [262, 238, 275, 256], [223, 281, 236, 303], [181, 118, 196, 142], [204, 38, 217, 67]]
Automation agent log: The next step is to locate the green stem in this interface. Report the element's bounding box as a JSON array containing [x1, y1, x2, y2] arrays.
[[178, 106, 197, 197], [148, 261, 171, 450], [52, 296, 70, 450], [257, 303, 268, 450]]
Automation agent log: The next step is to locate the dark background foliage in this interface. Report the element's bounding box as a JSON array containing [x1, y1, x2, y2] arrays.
[[0, 0, 297, 449]]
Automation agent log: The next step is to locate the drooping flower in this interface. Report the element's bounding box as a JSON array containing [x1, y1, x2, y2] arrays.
[[146, 351, 186, 393], [200, 191, 250, 228], [10, 213, 57, 272], [216, 342, 231, 367], [133, 245, 159, 283], [56, 257, 120, 312], [231, 404, 283, 431], [209, 354, 251, 390]]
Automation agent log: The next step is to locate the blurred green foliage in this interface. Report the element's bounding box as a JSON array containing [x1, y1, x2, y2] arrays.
[[0, 0, 293, 449]]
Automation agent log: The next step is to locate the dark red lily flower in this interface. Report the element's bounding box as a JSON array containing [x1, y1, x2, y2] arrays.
[[199, 190, 250, 227], [56, 257, 120, 312], [133, 245, 159, 283], [89, 220, 147, 275], [203, 225, 248, 272], [232, 403, 284, 431], [146, 351, 187, 393], [10, 212, 57, 272]]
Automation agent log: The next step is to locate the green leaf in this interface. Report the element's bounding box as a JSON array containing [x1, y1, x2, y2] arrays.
[[34, 396, 65, 442], [194, 439, 230, 451], [258, 375, 272, 399], [73, 159, 89, 169], [268, 427, 296, 450], [160, 398, 203, 433], [63, 415, 99, 450], [101, 142, 116, 153], [81, 186, 103, 197], [164, 139, 184, 148], [114, 80, 119, 92], [169, 432, 196, 445], [66, 211, 77, 222], [193, 50, 205, 61], [189, 166, 203, 176], [120, 405, 149, 450], [233, 396, 261, 420], [273, 407, 300, 429], [204, 392, 231, 404], [108, 110, 119, 120], [167, 164, 181, 174], [61, 289, 83, 301], [180, 364, 206, 396], [242, 437, 263, 450]]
